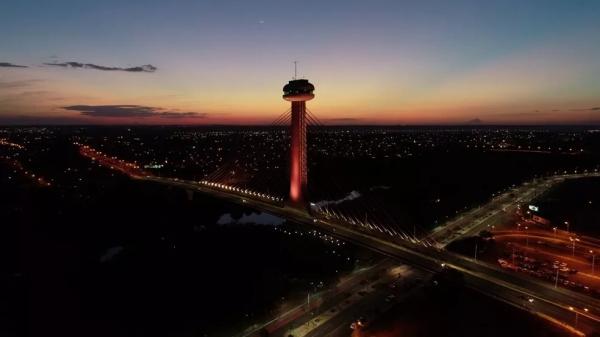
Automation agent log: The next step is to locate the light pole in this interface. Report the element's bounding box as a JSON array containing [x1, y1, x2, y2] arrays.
[[564, 221, 569, 233], [591, 250, 596, 274], [512, 247, 516, 266], [554, 268, 559, 289], [552, 227, 557, 237], [525, 226, 529, 248], [474, 243, 478, 261], [569, 306, 578, 328]]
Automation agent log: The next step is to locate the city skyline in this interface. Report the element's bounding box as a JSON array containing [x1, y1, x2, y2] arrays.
[[1, 0, 600, 125]]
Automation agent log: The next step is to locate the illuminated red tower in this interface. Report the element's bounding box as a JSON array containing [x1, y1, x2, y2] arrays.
[[283, 78, 314, 208]]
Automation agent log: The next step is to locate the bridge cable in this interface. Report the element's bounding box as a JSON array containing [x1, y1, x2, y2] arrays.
[[305, 108, 425, 241], [205, 108, 290, 186]]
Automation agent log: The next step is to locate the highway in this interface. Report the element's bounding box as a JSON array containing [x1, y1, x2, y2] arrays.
[[301, 268, 425, 337], [238, 259, 397, 337], [273, 264, 424, 337], [428, 174, 590, 247]]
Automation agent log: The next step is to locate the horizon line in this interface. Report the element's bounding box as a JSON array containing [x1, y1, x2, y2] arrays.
[[2, 123, 600, 128]]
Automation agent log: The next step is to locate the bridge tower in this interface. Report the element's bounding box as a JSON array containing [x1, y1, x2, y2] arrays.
[[283, 76, 314, 208]]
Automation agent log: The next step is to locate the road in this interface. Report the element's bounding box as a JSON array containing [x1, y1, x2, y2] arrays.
[[280, 265, 425, 337], [428, 174, 587, 247], [238, 259, 395, 337], [302, 271, 424, 337]]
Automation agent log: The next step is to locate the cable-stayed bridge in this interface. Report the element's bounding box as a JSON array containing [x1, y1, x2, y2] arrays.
[[74, 78, 600, 335]]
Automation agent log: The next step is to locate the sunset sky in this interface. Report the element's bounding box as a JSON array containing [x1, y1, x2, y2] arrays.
[[1, 0, 600, 125]]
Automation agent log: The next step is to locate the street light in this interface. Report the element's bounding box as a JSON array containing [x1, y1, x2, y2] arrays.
[[569, 237, 577, 256], [564, 221, 569, 233], [512, 246, 516, 266]]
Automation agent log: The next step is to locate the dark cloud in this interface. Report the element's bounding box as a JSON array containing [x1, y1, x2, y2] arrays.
[[45, 62, 157, 73], [0, 62, 27, 68], [326, 118, 360, 122], [317, 118, 361, 125], [0, 91, 52, 104], [569, 107, 600, 111], [0, 115, 89, 125], [466, 118, 483, 124], [488, 111, 547, 118], [62, 105, 206, 119], [0, 79, 43, 89]]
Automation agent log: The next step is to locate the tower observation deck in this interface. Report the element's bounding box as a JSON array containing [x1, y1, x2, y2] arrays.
[[283, 78, 314, 208]]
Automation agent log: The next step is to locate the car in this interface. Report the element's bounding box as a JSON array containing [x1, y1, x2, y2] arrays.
[[357, 317, 369, 327]]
